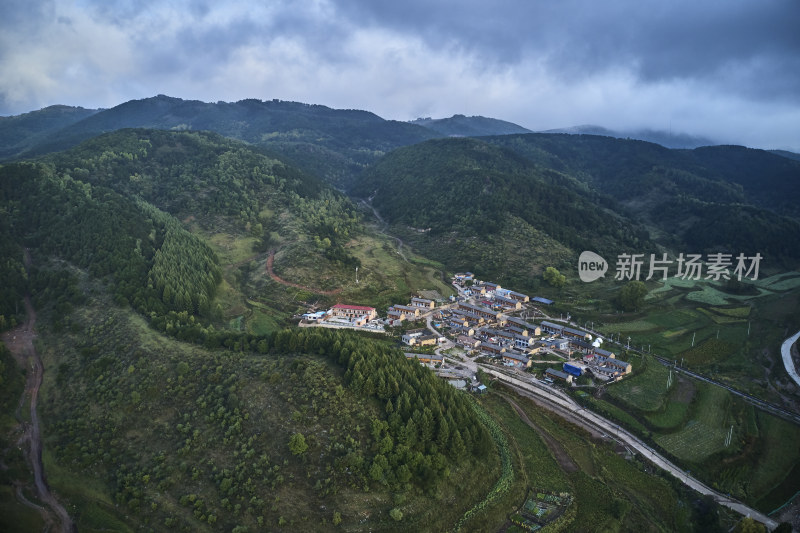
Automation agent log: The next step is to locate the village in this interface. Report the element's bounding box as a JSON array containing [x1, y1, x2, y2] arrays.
[[299, 272, 632, 392]]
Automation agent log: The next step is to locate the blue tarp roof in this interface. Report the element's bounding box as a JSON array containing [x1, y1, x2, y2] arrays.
[[532, 296, 554, 305]]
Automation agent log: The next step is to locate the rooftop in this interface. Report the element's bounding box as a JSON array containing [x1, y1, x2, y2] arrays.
[[332, 304, 376, 312], [545, 368, 571, 380]]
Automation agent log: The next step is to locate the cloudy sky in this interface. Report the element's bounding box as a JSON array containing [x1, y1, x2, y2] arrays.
[[1, 0, 798, 150]]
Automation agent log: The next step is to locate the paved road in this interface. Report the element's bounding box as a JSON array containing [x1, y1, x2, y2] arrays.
[[482, 367, 778, 530], [781, 330, 800, 389]]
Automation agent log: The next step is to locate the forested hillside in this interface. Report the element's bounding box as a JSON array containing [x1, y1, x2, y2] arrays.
[[34, 290, 497, 531], [0, 105, 98, 159], [352, 135, 800, 289], [410, 114, 532, 137], [485, 134, 800, 264], [0, 129, 363, 328], [1, 98, 798, 532], [352, 137, 654, 289], [485, 134, 800, 218], [0, 96, 439, 187], [0, 128, 500, 531]]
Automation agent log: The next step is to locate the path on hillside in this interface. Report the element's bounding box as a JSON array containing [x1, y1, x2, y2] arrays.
[[358, 197, 409, 262], [781, 330, 800, 389], [266, 250, 343, 295], [1, 250, 75, 533], [498, 393, 578, 472]]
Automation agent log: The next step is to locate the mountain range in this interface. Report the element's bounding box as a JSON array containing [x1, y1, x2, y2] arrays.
[[2, 95, 799, 290]]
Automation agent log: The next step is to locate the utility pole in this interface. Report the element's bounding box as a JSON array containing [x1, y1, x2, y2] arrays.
[[355, 267, 359, 284], [691, 332, 696, 347], [747, 321, 750, 336]]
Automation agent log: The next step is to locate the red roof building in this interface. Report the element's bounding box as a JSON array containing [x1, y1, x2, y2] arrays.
[[330, 304, 377, 320]]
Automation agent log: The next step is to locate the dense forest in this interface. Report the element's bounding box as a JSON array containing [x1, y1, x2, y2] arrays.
[[0, 129, 371, 331], [36, 292, 496, 531], [351, 135, 800, 288], [351, 137, 655, 288], [484, 134, 800, 254]]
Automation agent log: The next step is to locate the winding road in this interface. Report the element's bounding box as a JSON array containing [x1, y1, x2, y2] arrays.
[[1, 250, 75, 533], [3, 297, 75, 533], [781, 330, 800, 389]]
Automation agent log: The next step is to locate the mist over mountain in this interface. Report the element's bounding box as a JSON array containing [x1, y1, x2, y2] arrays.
[[771, 149, 800, 162], [542, 124, 716, 149]]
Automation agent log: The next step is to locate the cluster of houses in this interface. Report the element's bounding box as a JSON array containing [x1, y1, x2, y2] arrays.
[[387, 297, 436, 325], [453, 274, 554, 307], [301, 275, 632, 387], [444, 278, 632, 383]]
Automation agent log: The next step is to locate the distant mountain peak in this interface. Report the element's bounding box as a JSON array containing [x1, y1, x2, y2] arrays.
[[410, 114, 532, 137]]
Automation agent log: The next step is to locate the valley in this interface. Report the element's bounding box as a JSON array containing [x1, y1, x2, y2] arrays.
[[1, 97, 799, 532]]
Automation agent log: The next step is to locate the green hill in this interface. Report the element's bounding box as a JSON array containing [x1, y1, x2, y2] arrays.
[[0, 96, 439, 189], [350, 135, 800, 290], [485, 134, 800, 218], [485, 134, 800, 263], [0, 104, 98, 159], [0, 128, 453, 330], [410, 114, 532, 137], [351, 137, 654, 289], [32, 287, 496, 532]]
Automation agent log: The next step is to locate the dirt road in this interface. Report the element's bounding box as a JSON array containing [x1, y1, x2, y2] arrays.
[[358, 197, 409, 262], [498, 393, 578, 472], [1, 252, 75, 532]]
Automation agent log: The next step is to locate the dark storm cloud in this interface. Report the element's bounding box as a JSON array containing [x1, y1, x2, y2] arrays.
[[335, 0, 800, 102], [0, 0, 798, 150]]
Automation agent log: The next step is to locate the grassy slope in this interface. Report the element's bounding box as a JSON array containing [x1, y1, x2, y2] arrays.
[[194, 212, 455, 336], [476, 388, 712, 532], [542, 266, 800, 513], [588, 352, 800, 510]]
